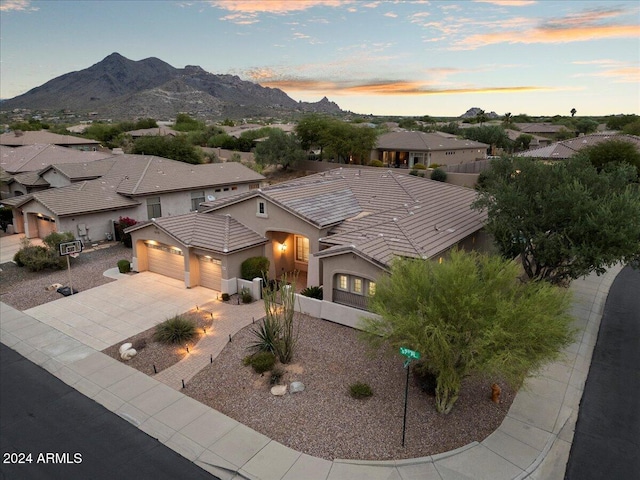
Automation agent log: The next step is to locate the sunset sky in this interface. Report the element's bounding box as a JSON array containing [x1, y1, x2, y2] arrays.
[[1, 0, 638, 117]]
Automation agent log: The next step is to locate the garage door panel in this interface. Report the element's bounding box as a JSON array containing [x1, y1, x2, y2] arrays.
[[199, 257, 221, 290], [147, 245, 184, 280]]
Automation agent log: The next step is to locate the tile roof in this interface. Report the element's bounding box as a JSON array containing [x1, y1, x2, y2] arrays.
[[203, 167, 486, 265], [11, 155, 265, 217], [517, 134, 640, 159], [8, 171, 49, 187], [108, 156, 264, 196], [376, 131, 488, 151], [126, 127, 178, 137], [0, 144, 113, 174], [21, 180, 141, 217], [0, 131, 100, 146], [130, 213, 268, 254], [40, 158, 119, 180], [514, 123, 568, 134]]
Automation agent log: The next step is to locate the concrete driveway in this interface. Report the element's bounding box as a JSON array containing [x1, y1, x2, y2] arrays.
[[24, 272, 222, 351], [0, 233, 44, 264]]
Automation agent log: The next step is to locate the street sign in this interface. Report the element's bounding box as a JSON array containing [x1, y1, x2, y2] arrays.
[[400, 347, 421, 360]]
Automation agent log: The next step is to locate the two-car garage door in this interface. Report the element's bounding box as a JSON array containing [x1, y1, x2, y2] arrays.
[[147, 243, 184, 280], [145, 242, 222, 290]]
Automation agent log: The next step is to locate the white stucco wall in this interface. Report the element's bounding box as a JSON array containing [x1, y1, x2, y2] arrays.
[[58, 208, 140, 243]]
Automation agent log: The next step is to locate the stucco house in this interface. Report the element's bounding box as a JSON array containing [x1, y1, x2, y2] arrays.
[[4, 154, 264, 241], [0, 144, 113, 198], [372, 131, 488, 168], [516, 133, 640, 160], [0, 130, 101, 150], [126, 168, 489, 313]]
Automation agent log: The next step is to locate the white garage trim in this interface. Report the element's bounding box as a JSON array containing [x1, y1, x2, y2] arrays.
[[147, 242, 184, 280], [199, 255, 222, 291]]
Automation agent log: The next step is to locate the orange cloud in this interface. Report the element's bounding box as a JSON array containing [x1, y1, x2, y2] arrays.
[[0, 0, 38, 12], [473, 0, 536, 6], [456, 24, 640, 49], [259, 79, 552, 96], [208, 0, 348, 13]]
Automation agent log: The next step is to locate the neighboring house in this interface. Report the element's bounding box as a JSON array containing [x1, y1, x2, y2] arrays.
[[127, 127, 178, 138], [0, 130, 101, 150], [0, 144, 113, 198], [517, 133, 640, 160], [504, 129, 553, 150], [127, 168, 489, 311], [221, 123, 295, 138], [513, 123, 570, 137], [372, 131, 488, 168], [4, 155, 265, 242]]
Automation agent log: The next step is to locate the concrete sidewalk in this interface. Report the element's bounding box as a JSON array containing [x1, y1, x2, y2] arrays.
[[0, 265, 624, 480]]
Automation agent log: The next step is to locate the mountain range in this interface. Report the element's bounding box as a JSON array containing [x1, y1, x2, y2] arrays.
[[1, 53, 343, 120]]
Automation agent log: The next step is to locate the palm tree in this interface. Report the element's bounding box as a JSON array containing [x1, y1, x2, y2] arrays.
[[502, 112, 512, 128], [476, 109, 488, 126], [570, 108, 577, 117]]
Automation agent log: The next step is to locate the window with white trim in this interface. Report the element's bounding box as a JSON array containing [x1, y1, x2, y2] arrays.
[[338, 274, 348, 290], [295, 235, 309, 263], [256, 200, 268, 218], [335, 274, 376, 296], [147, 197, 161, 219], [190, 191, 205, 211]]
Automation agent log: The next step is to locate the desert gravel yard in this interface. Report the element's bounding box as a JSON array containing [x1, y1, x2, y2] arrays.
[[0, 243, 130, 311], [2, 237, 516, 462]]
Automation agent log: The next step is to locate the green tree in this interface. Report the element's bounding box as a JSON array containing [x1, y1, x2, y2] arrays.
[[575, 118, 599, 135], [605, 114, 638, 131], [173, 113, 205, 132], [363, 250, 575, 414], [622, 119, 640, 136], [513, 133, 534, 151], [254, 130, 306, 170], [461, 125, 512, 151], [474, 156, 640, 284], [576, 138, 640, 177], [132, 135, 203, 164], [295, 114, 335, 160]]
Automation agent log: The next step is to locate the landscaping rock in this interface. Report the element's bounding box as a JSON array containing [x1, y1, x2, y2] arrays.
[[270, 385, 287, 396], [290, 381, 305, 393], [121, 348, 137, 361], [119, 343, 133, 355]]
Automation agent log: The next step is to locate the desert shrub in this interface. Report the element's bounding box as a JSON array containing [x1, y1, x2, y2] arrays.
[[270, 366, 285, 385], [250, 351, 276, 374], [240, 256, 270, 280], [301, 285, 323, 300], [370, 159, 384, 167], [349, 382, 373, 399], [429, 163, 442, 169], [431, 168, 447, 182], [43, 231, 75, 252], [409, 169, 418, 176], [154, 315, 197, 344], [240, 287, 253, 304], [117, 259, 131, 273], [248, 316, 281, 354], [14, 245, 59, 271], [221, 293, 230, 301], [242, 355, 253, 366], [413, 163, 427, 170]]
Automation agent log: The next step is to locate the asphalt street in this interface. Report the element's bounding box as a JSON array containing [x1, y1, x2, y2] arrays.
[[0, 343, 218, 480], [565, 265, 640, 479]]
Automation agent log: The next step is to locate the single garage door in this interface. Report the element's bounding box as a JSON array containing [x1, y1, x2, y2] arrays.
[[37, 217, 56, 238], [147, 243, 184, 280], [199, 256, 222, 291]]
